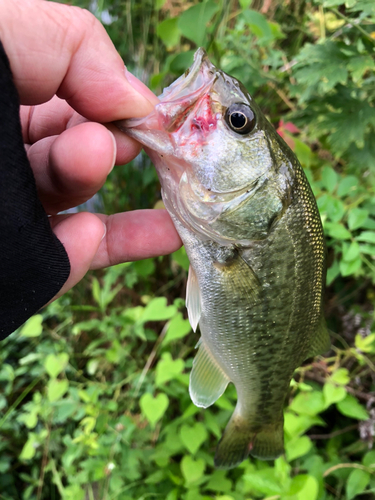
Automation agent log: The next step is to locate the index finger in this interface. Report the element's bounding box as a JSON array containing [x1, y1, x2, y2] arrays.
[[0, 0, 158, 121]]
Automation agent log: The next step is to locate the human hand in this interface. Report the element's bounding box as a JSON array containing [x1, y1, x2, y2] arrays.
[[0, 0, 182, 299]]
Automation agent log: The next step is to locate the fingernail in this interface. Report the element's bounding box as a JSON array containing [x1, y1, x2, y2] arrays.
[[101, 222, 107, 242], [124, 68, 159, 105], [108, 130, 117, 173]]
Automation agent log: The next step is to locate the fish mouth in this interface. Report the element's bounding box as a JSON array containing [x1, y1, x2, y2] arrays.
[[117, 48, 218, 140]]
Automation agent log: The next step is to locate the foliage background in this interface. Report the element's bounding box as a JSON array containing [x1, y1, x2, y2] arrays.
[[1, 0, 375, 499]]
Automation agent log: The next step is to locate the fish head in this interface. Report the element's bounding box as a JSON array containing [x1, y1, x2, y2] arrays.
[[118, 49, 290, 244]]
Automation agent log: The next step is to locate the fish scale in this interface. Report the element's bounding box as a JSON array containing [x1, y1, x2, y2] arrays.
[[119, 48, 329, 469]]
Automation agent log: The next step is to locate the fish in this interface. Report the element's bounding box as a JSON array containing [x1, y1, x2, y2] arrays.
[[118, 48, 330, 469]]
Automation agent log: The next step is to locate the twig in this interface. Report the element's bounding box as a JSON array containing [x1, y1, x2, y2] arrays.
[[37, 419, 52, 500], [134, 322, 169, 397], [327, 8, 375, 45], [324, 463, 375, 477], [304, 371, 375, 403], [267, 81, 297, 111], [309, 424, 358, 440]]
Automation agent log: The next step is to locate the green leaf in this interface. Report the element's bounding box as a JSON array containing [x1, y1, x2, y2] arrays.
[[337, 176, 358, 197], [323, 383, 347, 408], [342, 241, 360, 262], [346, 468, 370, 500], [348, 208, 369, 231], [155, 352, 184, 386], [285, 436, 312, 461], [362, 450, 375, 467], [163, 313, 191, 345], [325, 222, 352, 240], [178, 1, 219, 46], [20, 315, 43, 337], [321, 166, 338, 193], [327, 259, 340, 285], [157, 18, 180, 48], [19, 432, 38, 460], [171, 246, 190, 271], [339, 257, 362, 277], [287, 474, 319, 500], [356, 231, 375, 243], [330, 368, 350, 385], [140, 297, 177, 323], [180, 455, 205, 484], [243, 469, 282, 496], [337, 394, 369, 420], [284, 412, 325, 439], [180, 423, 208, 455], [355, 333, 375, 353], [289, 390, 326, 416], [205, 470, 232, 493], [44, 353, 69, 379], [47, 379, 69, 402], [242, 10, 273, 41], [140, 393, 169, 428]]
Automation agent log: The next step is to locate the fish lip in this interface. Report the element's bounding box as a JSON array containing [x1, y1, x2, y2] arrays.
[[116, 48, 218, 134]]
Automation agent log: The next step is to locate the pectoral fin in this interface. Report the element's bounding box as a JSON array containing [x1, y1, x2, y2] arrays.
[[186, 265, 201, 332], [189, 339, 230, 408], [214, 253, 260, 303]]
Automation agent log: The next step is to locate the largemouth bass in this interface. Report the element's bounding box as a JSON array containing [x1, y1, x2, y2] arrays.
[[119, 48, 330, 469]]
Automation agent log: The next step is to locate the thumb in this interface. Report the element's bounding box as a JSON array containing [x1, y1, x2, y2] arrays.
[[0, 0, 158, 121]]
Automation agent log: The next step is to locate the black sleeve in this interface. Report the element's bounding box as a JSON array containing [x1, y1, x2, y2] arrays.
[[0, 41, 71, 340]]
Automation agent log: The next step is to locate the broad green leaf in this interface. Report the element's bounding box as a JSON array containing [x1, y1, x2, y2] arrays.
[[325, 222, 351, 240], [19, 432, 38, 460], [323, 383, 346, 408], [327, 259, 340, 285], [337, 176, 358, 197], [339, 257, 362, 277], [357, 231, 375, 243], [346, 468, 370, 500], [205, 470, 232, 492], [178, 1, 219, 46], [171, 246, 190, 271], [140, 297, 177, 323], [180, 423, 207, 455], [342, 241, 360, 262], [140, 393, 169, 428], [285, 436, 312, 461], [331, 368, 350, 385], [348, 55, 375, 83], [337, 394, 369, 420], [348, 208, 369, 230], [157, 18, 180, 48], [44, 353, 69, 379], [133, 258, 155, 278], [287, 474, 319, 500], [289, 390, 325, 416], [242, 10, 273, 40], [169, 51, 195, 74], [163, 313, 191, 345], [20, 315, 43, 337], [243, 469, 282, 496], [47, 379, 69, 402], [284, 412, 325, 439], [155, 352, 184, 386], [362, 450, 375, 467], [180, 455, 205, 484], [321, 166, 338, 193], [355, 333, 375, 353]]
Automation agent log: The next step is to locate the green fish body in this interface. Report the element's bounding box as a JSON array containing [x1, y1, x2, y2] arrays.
[[119, 49, 329, 469]]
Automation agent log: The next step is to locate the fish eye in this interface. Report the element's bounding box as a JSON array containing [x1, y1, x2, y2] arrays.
[[225, 103, 256, 135]]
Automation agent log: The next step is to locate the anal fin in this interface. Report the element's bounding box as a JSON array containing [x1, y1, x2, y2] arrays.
[[186, 265, 201, 332], [189, 339, 230, 408]]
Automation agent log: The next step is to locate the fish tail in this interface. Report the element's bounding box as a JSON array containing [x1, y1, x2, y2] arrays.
[[214, 411, 284, 469]]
